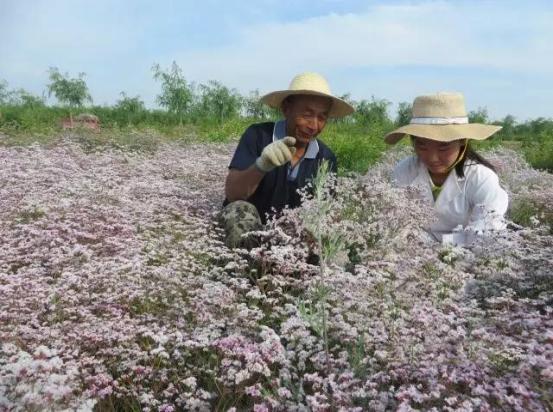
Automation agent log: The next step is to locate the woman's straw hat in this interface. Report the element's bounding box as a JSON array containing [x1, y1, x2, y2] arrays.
[[260, 72, 355, 118], [385, 92, 501, 144]]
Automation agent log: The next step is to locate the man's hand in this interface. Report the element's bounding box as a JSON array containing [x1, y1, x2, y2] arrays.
[[255, 136, 297, 172]]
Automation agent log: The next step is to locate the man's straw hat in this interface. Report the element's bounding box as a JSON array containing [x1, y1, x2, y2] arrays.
[[260, 72, 355, 118], [385, 92, 501, 144]]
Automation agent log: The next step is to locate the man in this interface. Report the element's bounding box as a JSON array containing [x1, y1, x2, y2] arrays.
[[221, 72, 354, 248]]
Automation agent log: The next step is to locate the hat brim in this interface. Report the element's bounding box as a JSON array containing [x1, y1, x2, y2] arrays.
[[384, 123, 502, 144], [260, 90, 354, 118]]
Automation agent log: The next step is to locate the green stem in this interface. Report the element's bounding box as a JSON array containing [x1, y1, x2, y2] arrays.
[[322, 295, 329, 369], [319, 238, 330, 373]]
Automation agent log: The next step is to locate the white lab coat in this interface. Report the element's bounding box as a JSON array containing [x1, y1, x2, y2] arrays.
[[392, 156, 509, 243]]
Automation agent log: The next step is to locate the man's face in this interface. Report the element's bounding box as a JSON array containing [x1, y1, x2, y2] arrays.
[[282, 95, 331, 146]]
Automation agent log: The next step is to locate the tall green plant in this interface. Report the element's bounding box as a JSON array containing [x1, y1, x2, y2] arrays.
[[152, 61, 192, 125], [243, 89, 278, 120], [332, 93, 356, 124], [396, 102, 412, 126], [47, 67, 92, 124], [468, 107, 489, 124], [300, 161, 346, 371], [0, 79, 10, 104], [12, 89, 46, 109], [115, 92, 146, 126], [196, 80, 242, 124], [354, 96, 391, 126]]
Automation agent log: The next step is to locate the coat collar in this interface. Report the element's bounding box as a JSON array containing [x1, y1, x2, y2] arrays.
[[412, 158, 466, 205]]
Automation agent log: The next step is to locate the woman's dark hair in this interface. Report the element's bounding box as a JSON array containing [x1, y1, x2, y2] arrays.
[[455, 142, 496, 178]]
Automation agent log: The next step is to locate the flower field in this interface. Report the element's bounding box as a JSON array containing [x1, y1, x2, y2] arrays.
[[0, 137, 552, 411]]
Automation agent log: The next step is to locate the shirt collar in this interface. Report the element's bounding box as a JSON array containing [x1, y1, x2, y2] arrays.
[[272, 120, 319, 159], [416, 157, 465, 196]]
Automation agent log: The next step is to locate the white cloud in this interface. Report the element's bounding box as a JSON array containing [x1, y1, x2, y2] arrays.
[[172, 2, 553, 90], [1, 0, 552, 119]]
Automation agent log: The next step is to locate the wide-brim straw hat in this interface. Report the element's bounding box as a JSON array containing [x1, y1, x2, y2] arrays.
[[385, 92, 501, 144], [260, 72, 355, 118]]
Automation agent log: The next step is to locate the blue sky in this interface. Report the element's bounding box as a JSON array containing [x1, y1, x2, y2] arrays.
[[1, 0, 552, 121]]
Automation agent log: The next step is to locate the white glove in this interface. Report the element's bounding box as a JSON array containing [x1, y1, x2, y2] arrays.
[[255, 136, 297, 172]]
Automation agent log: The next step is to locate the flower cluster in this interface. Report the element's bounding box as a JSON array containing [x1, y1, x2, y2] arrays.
[[0, 140, 551, 411]]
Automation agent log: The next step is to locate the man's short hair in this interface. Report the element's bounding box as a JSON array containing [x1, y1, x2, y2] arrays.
[[281, 94, 333, 110]]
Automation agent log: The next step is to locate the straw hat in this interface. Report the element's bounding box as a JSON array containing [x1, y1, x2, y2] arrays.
[[385, 92, 501, 144], [260, 72, 355, 118]]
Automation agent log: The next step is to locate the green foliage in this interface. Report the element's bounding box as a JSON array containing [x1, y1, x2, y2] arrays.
[[332, 93, 356, 125], [509, 197, 553, 234], [299, 160, 346, 370], [525, 147, 553, 171], [522, 134, 553, 171], [495, 114, 516, 138], [152, 61, 193, 125], [396, 101, 412, 126], [85, 105, 175, 129], [347, 334, 368, 379], [115, 92, 146, 126], [197, 117, 253, 142], [325, 97, 394, 173], [0, 79, 10, 104], [129, 295, 170, 316], [15, 206, 46, 224], [492, 115, 553, 171], [2, 68, 553, 173], [47, 67, 92, 119], [353, 97, 392, 127], [297, 297, 325, 338], [0, 104, 66, 133], [322, 122, 390, 174], [243, 89, 279, 120], [193, 80, 242, 124], [69, 129, 167, 154], [512, 117, 553, 137], [468, 107, 489, 124], [12, 89, 46, 109]]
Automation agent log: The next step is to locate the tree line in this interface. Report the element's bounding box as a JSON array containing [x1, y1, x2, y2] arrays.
[[1, 61, 553, 141]]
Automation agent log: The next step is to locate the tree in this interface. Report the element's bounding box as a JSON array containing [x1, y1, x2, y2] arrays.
[[47, 67, 92, 124], [498, 114, 516, 138], [0, 79, 10, 104], [196, 80, 242, 124], [528, 117, 551, 134], [152, 61, 192, 125], [243, 89, 278, 120], [354, 97, 391, 126], [468, 107, 489, 124], [333, 93, 356, 124], [395, 102, 412, 126], [12, 89, 46, 108], [115, 92, 145, 126]]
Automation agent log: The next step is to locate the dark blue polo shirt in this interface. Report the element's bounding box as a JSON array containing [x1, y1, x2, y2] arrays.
[[224, 121, 337, 223]]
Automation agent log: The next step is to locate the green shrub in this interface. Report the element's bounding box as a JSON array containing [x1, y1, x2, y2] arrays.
[[197, 117, 253, 143], [509, 197, 553, 234], [322, 122, 391, 174], [521, 132, 553, 171], [1, 91, 552, 176]]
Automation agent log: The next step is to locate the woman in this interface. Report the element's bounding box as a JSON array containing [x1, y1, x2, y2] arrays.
[[384, 92, 509, 244]]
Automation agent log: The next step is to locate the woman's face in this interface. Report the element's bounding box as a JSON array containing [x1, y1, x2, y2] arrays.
[[413, 137, 464, 175]]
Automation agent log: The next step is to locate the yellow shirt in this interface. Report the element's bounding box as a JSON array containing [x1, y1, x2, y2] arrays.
[[431, 182, 443, 201]]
